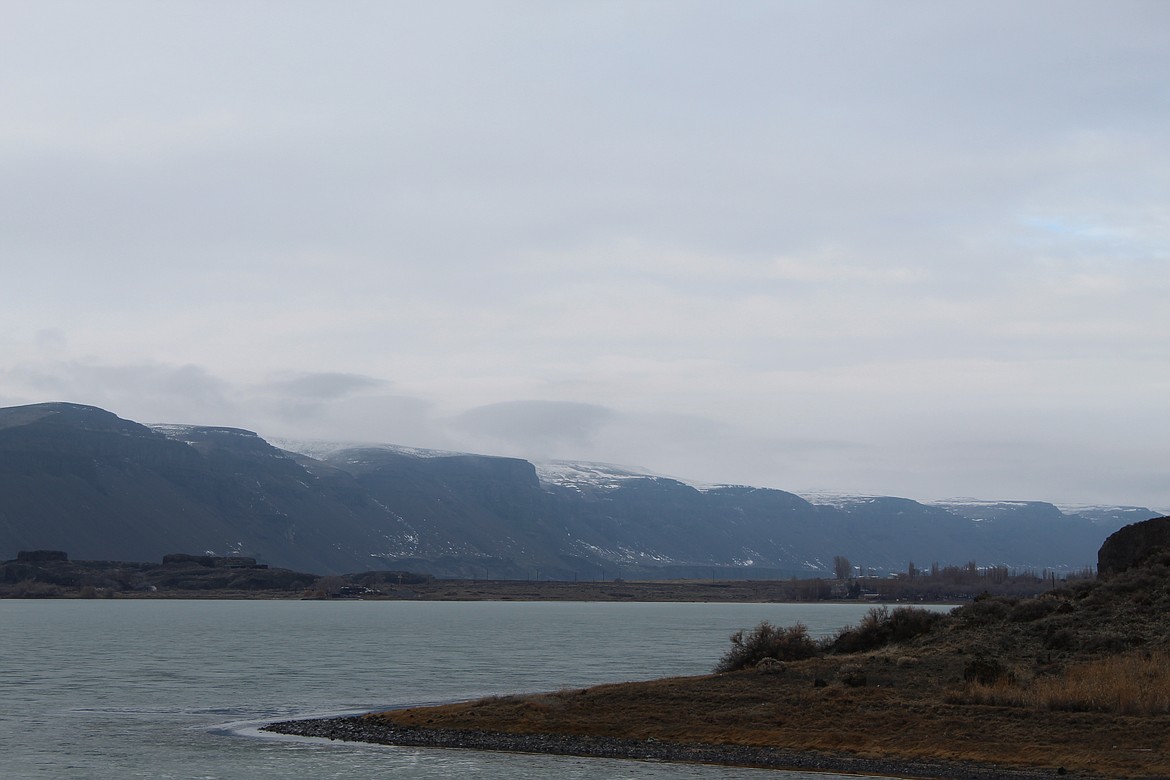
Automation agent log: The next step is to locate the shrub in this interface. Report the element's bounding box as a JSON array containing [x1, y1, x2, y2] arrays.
[[839, 663, 867, 687], [964, 655, 1015, 686], [953, 595, 1012, 626], [755, 657, 785, 674], [714, 621, 819, 673], [1008, 598, 1059, 623], [828, 606, 945, 653], [1044, 628, 1077, 652], [1082, 633, 1132, 654]]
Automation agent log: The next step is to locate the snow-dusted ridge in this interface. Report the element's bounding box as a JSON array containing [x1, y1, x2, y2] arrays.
[[533, 459, 758, 492], [155, 430, 1167, 517], [795, 490, 888, 508], [148, 423, 200, 440], [927, 497, 1041, 508], [267, 438, 466, 461], [1054, 502, 1164, 514], [148, 423, 260, 442], [931, 498, 1164, 516], [533, 460, 662, 490]]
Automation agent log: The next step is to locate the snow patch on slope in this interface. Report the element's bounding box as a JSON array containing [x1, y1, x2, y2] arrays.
[[795, 490, 886, 509], [533, 459, 750, 493], [927, 498, 1036, 509], [534, 460, 662, 490], [1054, 503, 1156, 514], [148, 423, 260, 442], [268, 438, 464, 461], [148, 424, 201, 441]]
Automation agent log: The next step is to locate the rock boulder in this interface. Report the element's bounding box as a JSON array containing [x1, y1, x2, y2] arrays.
[[1097, 516, 1170, 578]]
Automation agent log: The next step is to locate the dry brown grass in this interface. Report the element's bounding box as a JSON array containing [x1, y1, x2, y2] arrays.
[[961, 650, 1170, 715], [371, 653, 1170, 778]]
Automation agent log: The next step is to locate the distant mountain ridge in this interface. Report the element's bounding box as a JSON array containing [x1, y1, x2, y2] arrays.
[[0, 402, 1158, 576]]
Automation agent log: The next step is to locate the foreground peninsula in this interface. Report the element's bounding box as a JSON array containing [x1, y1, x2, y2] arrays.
[[266, 519, 1170, 779]]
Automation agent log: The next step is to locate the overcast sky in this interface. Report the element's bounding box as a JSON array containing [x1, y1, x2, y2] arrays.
[[2, 1, 1168, 509]]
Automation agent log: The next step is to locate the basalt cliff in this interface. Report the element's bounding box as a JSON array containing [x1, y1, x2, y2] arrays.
[[0, 402, 1158, 576]]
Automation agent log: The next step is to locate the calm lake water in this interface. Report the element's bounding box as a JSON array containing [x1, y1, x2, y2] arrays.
[[1, 599, 940, 779]]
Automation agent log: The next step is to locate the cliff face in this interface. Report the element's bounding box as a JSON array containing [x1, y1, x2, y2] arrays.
[[1097, 516, 1170, 578], [0, 402, 1160, 577], [0, 403, 417, 573]]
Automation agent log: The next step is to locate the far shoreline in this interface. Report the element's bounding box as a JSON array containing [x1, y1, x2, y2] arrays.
[[4, 574, 991, 603], [2, 551, 1068, 602]]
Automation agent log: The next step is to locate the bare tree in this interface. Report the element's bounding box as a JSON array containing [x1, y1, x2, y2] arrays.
[[833, 555, 852, 580]]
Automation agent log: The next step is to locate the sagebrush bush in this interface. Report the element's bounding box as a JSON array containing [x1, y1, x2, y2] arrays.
[[839, 663, 867, 687], [828, 606, 945, 654], [952, 595, 1012, 626], [964, 655, 1016, 685], [1044, 627, 1077, 651], [714, 620, 819, 673], [1008, 598, 1059, 623]]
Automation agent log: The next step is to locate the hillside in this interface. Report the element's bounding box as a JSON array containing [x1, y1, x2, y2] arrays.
[[0, 402, 1158, 577]]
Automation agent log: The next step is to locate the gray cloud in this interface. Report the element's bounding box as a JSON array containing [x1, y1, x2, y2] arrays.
[[0, 361, 235, 426], [451, 401, 617, 459], [255, 393, 443, 448], [261, 372, 388, 401]]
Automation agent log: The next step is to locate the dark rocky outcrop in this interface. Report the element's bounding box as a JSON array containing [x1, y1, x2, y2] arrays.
[[16, 550, 68, 562], [1097, 515, 1170, 578], [0, 552, 318, 594], [161, 553, 264, 568]]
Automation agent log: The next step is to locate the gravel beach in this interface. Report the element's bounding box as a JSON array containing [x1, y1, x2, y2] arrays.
[[262, 715, 1094, 779]]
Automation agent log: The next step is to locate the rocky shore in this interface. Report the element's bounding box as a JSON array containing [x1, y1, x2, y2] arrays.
[[261, 715, 1092, 779]]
